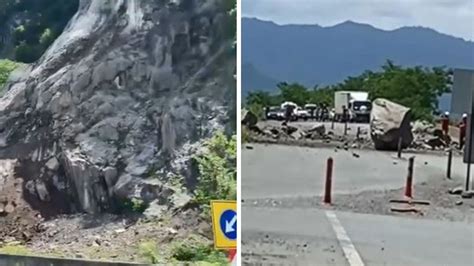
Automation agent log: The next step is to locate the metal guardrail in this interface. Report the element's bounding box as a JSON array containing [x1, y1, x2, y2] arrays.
[[0, 254, 150, 266]]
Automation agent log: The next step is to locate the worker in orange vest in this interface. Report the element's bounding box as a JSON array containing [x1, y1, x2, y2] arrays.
[[459, 113, 468, 149], [441, 111, 450, 136]]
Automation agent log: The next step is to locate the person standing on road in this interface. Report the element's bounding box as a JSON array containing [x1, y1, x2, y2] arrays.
[[342, 105, 348, 123], [284, 104, 295, 123], [316, 105, 322, 121], [325, 104, 330, 121], [441, 111, 450, 136]]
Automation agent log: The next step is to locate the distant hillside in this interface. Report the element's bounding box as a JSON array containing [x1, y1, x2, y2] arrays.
[[242, 62, 278, 96], [242, 17, 474, 109]]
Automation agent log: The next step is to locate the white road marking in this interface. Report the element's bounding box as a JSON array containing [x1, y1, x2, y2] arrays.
[[326, 210, 365, 266]]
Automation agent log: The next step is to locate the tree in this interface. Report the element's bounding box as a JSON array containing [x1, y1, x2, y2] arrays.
[[246, 91, 273, 107], [227, 0, 236, 42], [309, 86, 335, 106], [362, 61, 451, 120], [39, 28, 55, 47], [14, 42, 40, 63], [278, 82, 310, 106], [1, 0, 79, 63]]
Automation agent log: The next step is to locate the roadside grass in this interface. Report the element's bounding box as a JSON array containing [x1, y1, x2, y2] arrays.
[[138, 241, 161, 264], [0, 244, 31, 256], [136, 235, 227, 265], [170, 236, 227, 265]]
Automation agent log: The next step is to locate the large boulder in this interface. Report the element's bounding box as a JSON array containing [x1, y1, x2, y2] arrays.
[[241, 109, 258, 127], [370, 98, 413, 150]]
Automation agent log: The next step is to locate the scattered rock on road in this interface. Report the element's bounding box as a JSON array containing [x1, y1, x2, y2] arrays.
[[412, 120, 435, 134], [448, 187, 463, 195], [307, 124, 326, 137]]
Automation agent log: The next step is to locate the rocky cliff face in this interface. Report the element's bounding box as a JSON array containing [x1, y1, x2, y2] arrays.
[[0, 0, 235, 217]]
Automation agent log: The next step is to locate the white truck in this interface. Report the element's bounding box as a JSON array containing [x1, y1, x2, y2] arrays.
[[334, 91, 372, 123]]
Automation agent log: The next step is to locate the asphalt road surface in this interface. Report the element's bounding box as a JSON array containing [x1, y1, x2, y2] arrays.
[[242, 207, 474, 266], [242, 144, 467, 200], [242, 143, 474, 265]]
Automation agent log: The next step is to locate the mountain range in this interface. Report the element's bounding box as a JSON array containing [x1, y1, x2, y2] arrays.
[[242, 17, 474, 110]]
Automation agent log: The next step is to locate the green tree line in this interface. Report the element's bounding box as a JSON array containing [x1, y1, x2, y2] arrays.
[[246, 60, 452, 121], [0, 0, 79, 63]]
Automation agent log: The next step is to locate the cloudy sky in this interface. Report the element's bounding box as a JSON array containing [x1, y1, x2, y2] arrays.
[[242, 0, 474, 41]]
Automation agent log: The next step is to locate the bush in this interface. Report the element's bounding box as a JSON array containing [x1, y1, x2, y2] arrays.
[[39, 28, 55, 47], [193, 132, 236, 211], [0, 59, 19, 90], [248, 102, 264, 120], [241, 127, 251, 143], [138, 241, 160, 264], [119, 198, 148, 214], [171, 240, 227, 264], [14, 42, 42, 63]]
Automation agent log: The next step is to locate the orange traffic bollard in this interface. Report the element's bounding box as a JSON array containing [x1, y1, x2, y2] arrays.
[[405, 157, 415, 198], [228, 249, 236, 263], [324, 157, 334, 204]]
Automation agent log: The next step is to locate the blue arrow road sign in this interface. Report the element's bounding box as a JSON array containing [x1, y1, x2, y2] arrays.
[[219, 209, 237, 240]]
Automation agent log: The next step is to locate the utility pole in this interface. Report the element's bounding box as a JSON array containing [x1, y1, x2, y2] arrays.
[[466, 114, 473, 192]]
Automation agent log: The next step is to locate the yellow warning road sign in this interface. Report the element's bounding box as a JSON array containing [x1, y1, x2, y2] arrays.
[[210, 200, 237, 249]]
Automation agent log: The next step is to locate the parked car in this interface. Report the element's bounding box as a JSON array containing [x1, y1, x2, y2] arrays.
[[266, 106, 281, 120], [276, 109, 286, 120], [295, 106, 310, 121]]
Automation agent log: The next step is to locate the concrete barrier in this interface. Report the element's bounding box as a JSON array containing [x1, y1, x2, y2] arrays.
[[0, 254, 150, 266]]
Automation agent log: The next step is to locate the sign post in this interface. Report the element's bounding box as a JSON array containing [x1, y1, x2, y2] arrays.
[[452, 69, 474, 192], [465, 115, 474, 191], [210, 200, 237, 264]]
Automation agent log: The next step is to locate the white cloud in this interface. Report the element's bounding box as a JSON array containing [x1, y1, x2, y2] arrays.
[[242, 0, 474, 41]]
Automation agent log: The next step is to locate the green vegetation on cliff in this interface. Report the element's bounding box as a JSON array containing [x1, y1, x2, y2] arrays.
[[0, 0, 79, 63], [194, 132, 237, 209], [0, 59, 19, 90]]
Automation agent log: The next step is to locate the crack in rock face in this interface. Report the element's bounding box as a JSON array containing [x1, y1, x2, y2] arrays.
[[0, 0, 235, 216]]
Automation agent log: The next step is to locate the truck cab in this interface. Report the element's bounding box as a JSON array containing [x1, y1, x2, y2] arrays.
[[334, 91, 372, 123], [349, 100, 372, 123]]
